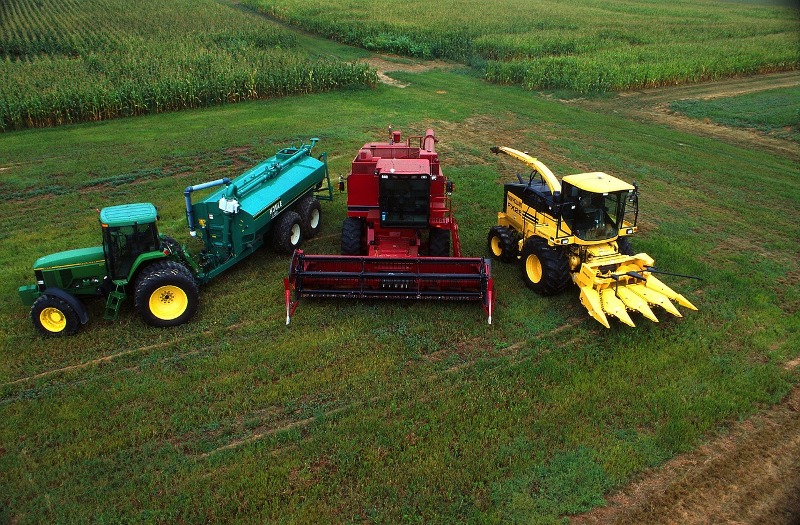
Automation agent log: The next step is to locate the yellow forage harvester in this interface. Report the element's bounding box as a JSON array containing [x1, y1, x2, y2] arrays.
[[487, 146, 698, 328]]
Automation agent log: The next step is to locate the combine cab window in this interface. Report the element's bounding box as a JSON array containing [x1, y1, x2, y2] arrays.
[[379, 174, 431, 228], [102, 223, 159, 280], [563, 186, 626, 241]]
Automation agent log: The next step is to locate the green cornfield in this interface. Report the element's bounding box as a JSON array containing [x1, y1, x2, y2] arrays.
[[243, 0, 799, 93], [0, 0, 377, 131]]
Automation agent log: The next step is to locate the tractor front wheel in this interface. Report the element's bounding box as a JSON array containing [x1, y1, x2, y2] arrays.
[[273, 211, 304, 254], [487, 226, 517, 263], [519, 238, 570, 295], [134, 261, 199, 327], [31, 295, 81, 336], [429, 228, 451, 257], [341, 217, 365, 255], [617, 236, 634, 256], [297, 196, 322, 239]]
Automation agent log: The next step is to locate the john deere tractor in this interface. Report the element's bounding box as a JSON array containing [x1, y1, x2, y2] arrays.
[[487, 146, 697, 328]]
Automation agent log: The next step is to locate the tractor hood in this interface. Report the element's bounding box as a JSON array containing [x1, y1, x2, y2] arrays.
[[33, 246, 105, 271]]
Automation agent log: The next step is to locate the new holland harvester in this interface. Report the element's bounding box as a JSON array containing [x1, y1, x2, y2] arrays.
[[487, 146, 698, 328], [284, 128, 494, 324], [18, 139, 332, 336]]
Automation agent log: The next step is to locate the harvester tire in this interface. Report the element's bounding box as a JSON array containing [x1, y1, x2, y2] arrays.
[[429, 228, 451, 257], [341, 217, 365, 255], [487, 226, 517, 263], [31, 295, 81, 336], [618, 237, 634, 256], [273, 211, 304, 254], [520, 238, 570, 295], [134, 260, 199, 328], [297, 196, 322, 238]]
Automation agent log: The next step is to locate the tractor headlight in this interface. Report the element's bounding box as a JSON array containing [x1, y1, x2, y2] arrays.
[[626, 228, 634, 235]]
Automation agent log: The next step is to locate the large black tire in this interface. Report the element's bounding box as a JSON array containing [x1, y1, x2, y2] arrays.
[[487, 226, 517, 263], [272, 210, 303, 254], [519, 238, 571, 295], [134, 260, 199, 328], [30, 295, 81, 336], [617, 236, 634, 256], [428, 228, 451, 257], [296, 196, 322, 239], [341, 217, 365, 255]]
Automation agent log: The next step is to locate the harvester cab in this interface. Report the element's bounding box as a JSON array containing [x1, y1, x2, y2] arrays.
[[284, 128, 494, 325], [487, 146, 698, 328]]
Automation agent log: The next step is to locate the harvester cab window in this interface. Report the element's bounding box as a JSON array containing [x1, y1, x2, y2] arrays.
[[378, 174, 431, 228], [102, 222, 159, 280], [566, 187, 624, 241]]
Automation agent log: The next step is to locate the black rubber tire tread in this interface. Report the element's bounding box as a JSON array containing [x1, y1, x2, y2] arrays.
[[341, 217, 365, 255], [296, 196, 322, 239], [30, 294, 81, 336], [487, 226, 517, 263], [134, 260, 199, 328], [428, 228, 451, 257], [272, 210, 304, 254], [617, 236, 634, 256], [519, 238, 571, 296]]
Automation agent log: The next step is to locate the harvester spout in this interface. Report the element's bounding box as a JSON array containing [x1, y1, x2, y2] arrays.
[[184, 178, 231, 236]]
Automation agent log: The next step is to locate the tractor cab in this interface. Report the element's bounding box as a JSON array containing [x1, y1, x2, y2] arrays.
[[99, 203, 160, 280], [560, 173, 636, 242]]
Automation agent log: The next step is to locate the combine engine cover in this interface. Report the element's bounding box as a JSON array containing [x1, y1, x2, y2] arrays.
[[285, 128, 494, 324]]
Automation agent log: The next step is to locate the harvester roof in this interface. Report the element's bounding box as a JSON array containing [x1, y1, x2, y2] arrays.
[[562, 172, 634, 193], [375, 158, 430, 175], [99, 203, 157, 227]]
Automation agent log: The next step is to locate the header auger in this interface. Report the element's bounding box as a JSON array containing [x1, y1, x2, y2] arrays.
[[487, 146, 698, 328]]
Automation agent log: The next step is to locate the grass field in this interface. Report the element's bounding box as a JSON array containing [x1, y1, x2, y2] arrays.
[[1, 55, 798, 522], [0, 0, 376, 131], [669, 86, 800, 142], [244, 0, 799, 93]]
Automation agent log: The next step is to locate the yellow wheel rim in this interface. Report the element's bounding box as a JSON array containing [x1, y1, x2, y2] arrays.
[[40, 307, 66, 332], [149, 285, 188, 321], [491, 236, 502, 257], [526, 254, 543, 283]]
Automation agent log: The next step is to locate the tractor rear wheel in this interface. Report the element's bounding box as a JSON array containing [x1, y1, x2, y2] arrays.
[[429, 228, 450, 257], [31, 295, 81, 336], [134, 260, 199, 327], [341, 217, 365, 255], [297, 196, 322, 239], [487, 226, 517, 263], [273, 211, 303, 254], [519, 238, 570, 295]]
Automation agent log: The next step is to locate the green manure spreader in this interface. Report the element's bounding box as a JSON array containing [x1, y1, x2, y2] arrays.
[[18, 139, 332, 336]]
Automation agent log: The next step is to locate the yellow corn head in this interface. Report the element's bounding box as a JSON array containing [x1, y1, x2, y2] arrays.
[[487, 146, 698, 328]]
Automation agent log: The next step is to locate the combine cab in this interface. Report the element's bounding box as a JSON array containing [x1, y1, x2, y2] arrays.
[[285, 128, 494, 324], [487, 146, 698, 328]]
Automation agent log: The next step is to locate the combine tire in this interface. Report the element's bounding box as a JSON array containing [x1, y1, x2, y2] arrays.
[[273, 211, 303, 254], [134, 260, 199, 327], [487, 226, 517, 263], [429, 228, 451, 257], [519, 238, 570, 295], [341, 217, 365, 255], [297, 196, 322, 238], [618, 237, 634, 256], [30, 295, 81, 336]]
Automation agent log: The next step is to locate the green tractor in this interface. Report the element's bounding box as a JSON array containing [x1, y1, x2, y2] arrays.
[[18, 139, 332, 336]]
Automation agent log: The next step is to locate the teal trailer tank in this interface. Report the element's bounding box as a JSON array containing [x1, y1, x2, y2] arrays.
[[185, 138, 332, 282]]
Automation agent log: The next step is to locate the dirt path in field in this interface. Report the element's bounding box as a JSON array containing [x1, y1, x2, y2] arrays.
[[567, 70, 800, 162]]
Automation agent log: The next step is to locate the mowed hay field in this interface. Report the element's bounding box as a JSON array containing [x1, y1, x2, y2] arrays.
[[2, 1, 800, 524]]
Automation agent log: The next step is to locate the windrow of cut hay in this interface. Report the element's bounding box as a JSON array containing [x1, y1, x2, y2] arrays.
[[0, 0, 377, 131]]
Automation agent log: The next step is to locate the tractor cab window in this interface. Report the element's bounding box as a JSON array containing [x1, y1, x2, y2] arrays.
[[102, 222, 159, 280], [563, 185, 625, 241], [378, 174, 431, 228]]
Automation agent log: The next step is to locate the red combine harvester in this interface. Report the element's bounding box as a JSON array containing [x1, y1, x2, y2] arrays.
[[284, 128, 494, 324]]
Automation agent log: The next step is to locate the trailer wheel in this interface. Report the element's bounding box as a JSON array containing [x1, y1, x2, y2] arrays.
[[31, 295, 81, 336], [429, 228, 451, 257], [617, 237, 634, 256], [487, 226, 517, 263], [341, 217, 365, 255], [273, 211, 304, 254], [134, 260, 199, 327], [297, 196, 322, 238], [520, 238, 570, 295]]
